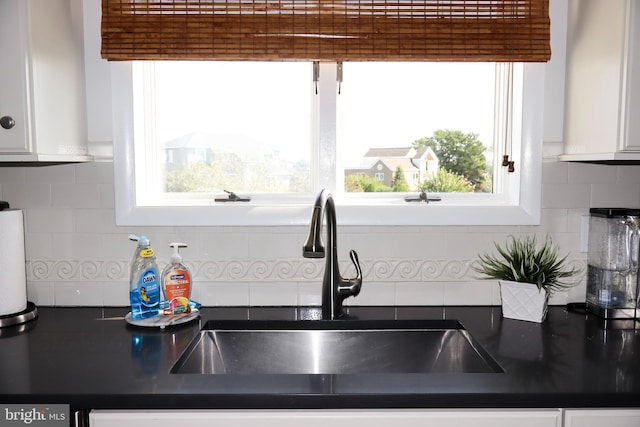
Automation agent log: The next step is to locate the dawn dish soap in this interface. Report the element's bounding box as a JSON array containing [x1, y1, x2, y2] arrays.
[[128, 234, 160, 320], [161, 243, 192, 315]]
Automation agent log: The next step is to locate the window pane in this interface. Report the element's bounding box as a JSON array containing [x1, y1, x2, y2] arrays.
[[147, 61, 312, 194], [340, 63, 496, 194]]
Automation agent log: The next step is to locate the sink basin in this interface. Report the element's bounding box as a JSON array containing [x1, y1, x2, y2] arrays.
[[171, 320, 504, 374], [170, 319, 503, 375]]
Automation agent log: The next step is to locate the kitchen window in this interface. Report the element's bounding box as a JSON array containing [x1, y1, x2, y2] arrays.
[[106, 0, 550, 226], [112, 60, 544, 226]]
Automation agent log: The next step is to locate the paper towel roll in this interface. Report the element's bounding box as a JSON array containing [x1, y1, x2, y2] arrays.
[[0, 209, 27, 316]]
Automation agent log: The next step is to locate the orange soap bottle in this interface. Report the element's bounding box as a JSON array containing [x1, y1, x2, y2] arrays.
[[160, 243, 192, 315]]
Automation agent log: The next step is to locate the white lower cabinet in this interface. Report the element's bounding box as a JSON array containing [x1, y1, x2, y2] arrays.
[[564, 409, 640, 427], [89, 409, 562, 427]]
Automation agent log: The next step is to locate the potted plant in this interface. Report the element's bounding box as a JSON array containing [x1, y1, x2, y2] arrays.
[[474, 235, 578, 323]]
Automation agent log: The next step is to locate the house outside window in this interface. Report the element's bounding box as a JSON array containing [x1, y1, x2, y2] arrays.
[[344, 146, 439, 192]]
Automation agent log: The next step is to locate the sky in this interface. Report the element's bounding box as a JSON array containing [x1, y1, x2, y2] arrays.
[[150, 61, 496, 167]]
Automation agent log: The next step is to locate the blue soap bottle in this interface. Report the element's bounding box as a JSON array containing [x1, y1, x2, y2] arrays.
[[128, 234, 160, 319]]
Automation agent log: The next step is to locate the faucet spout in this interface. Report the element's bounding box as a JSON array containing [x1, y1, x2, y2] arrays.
[[303, 189, 362, 319]]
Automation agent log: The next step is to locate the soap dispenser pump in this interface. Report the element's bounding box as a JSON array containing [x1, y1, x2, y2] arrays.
[[161, 243, 193, 315]]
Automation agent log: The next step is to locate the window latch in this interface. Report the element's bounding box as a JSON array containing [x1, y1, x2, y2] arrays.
[[404, 190, 441, 203], [215, 190, 252, 203]]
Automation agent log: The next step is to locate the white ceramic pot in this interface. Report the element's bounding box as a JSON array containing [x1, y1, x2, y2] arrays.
[[499, 280, 549, 323]]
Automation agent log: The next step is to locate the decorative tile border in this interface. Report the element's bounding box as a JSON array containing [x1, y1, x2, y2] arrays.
[[26, 258, 587, 283]]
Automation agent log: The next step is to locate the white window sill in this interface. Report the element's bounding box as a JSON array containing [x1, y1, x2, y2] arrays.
[[114, 200, 540, 227]]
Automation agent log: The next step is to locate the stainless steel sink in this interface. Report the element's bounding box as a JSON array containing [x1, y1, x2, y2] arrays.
[[171, 319, 503, 375]]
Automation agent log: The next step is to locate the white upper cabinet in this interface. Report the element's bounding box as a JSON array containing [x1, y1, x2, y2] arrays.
[[560, 0, 640, 163], [0, 0, 91, 163]]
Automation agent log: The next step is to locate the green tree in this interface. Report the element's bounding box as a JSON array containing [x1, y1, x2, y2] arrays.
[[420, 168, 474, 193], [413, 129, 487, 191], [165, 153, 245, 193], [345, 175, 393, 192], [392, 166, 409, 192], [165, 161, 217, 192]]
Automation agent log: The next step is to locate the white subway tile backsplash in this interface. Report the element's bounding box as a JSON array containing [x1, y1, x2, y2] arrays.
[[538, 209, 569, 232], [3, 183, 51, 208], [297, 282, 322, 306], [71, 234, 106, 259], [396, 282, 444, 306], [24, 233, 53, 258], [200, 232, 250, 259], [0, 167, 26, 184], [75, 162, 114, 183], [248, 232, 302, 258], [567, 208, 589, 233], [73, 208, 119, 233], [541, 161, 568, 184], [345, 228, 416, 259], [565, 280, 587, 303], [590, 183, 640, 208], [438, 233, 500, 259], [26, 164, 75, 184], [54, 281, 103, 306], [617, 165, 640, 184], [198, 282, 250, 306], [249, 282, 298, 306], [100, 183, 115, 208], [568, 162, 617, 184], [103, 281, 129, 306], [26, 282, 55, 306], [542, 183, 591, 209], [51, 233, 75, 259], [26, 208, 74, 233], [348, 282, 395, 306], [101, 234, 132, 259], [52, 183, 102, 208], [443, 281, 498, 306], [6, 160, 640, 308]]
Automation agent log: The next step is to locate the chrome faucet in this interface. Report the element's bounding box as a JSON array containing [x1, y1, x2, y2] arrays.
[[303, 189, 362, 319]]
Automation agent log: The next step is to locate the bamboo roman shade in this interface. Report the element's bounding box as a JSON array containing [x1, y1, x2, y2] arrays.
[[101, 0, 551, 62]]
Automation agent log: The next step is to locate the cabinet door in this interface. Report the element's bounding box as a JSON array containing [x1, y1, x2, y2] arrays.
[[623, 0, 640, 150], [0, 0, 31, 154], [564, 409, 640, 427], [90, 409, 562, 427]]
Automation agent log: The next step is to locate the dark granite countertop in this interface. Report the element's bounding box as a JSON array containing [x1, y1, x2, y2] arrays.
[[0, 305, 639, 411]]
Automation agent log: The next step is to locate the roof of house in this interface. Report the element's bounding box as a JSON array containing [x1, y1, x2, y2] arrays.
[[363, 146, 437, 161], [414, 146, 430, 158], [363, 147, 415, 158]]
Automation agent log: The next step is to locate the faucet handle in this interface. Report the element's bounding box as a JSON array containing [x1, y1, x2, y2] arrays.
[[339, 250, 362, 297], [349, 250, 362, 279]]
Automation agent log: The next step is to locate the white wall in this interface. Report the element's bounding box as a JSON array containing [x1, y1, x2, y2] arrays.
[[1, 159, 639, 307]]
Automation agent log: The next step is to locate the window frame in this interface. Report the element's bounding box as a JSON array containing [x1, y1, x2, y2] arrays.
[[111, 61, 544, 227]]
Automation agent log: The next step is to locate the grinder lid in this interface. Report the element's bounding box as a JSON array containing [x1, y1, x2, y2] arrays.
[[590, 207, 640, 218]]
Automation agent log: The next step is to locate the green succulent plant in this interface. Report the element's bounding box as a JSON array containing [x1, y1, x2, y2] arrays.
[[474, 235, 578, 294]]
